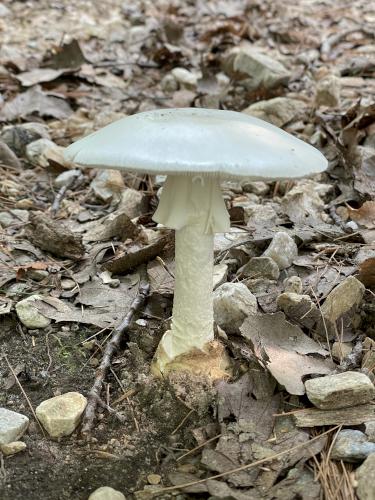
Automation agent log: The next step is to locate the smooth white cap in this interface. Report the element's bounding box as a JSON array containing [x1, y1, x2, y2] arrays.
[[64, 108, 327, 180]]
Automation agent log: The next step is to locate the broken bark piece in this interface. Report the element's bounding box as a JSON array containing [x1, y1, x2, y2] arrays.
[[84, 211, 140, 243], [293, 404, 375, 427], [102, 232, 172, 274], [27, 212, 85, 260]]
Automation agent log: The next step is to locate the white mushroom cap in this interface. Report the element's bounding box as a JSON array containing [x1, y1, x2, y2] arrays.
[[64, 108, 327, 180]]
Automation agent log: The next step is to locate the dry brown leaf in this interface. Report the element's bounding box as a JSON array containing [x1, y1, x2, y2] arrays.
[[358, 257, 375, 287], [348, 201, 375, 229]]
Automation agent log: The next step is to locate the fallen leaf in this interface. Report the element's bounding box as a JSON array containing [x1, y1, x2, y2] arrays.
[[0, 86, 73, 121], [348, 201, 375, 229], [240, 312, 334, 395], [102, 232, 172, 274], [43, 39, 86, 70], [16, 69, 65, 87], [358, 257, 375, 287]]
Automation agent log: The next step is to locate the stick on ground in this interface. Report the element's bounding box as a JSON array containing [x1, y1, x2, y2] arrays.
[[81, 267, 150, 434]]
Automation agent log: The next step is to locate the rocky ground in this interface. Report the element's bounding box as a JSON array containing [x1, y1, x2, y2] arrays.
[[0, 0, 375, 499]]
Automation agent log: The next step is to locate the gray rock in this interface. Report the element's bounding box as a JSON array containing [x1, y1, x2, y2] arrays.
[[305, 372, 375, 410], [0, 122, 50, 156], [26, 138, 65, 168], [27, 269, 49, 282], [263, 232, 298, 270], [91, 170, 125, 203], [0, 408, 29, 444], [277, 292, 319, 329], [362, 338, 375, 372], [54, 169, 81, 189], [281, 180, 326, 224], [118, 187, 148, 218], [331, 342, 353, 361], [0, 211, 14, 228], [160, 73, 179, 93], [315, 75, 341, 108], [242, 181, 269, 196], [213, 263, 228, 289], [223, 46, 290, 90], [36, 392, 87, 438], [365, 421, 375, 442], [15, 295, 51, 328], [0, 441, 27, 456], [88, 486, 126, 500], [239, 256, 280, 280], [0, 4, 11, 16], [243, 97, 306, 127], [331, 430, 375, 462], [214, 282, 257, 332], [356, 453, 375, 500], [284, 276, 302, 294], [0, 140, 21, 168], [317, 276, 365, 339]]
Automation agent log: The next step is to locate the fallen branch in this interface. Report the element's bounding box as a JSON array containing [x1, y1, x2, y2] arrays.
[[81, 266, 150, 434]]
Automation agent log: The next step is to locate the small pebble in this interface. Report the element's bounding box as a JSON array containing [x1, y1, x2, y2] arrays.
[[147, 474, 161, 485]]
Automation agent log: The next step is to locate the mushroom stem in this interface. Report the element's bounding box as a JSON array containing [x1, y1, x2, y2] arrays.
[[152, 175, 230, 374]]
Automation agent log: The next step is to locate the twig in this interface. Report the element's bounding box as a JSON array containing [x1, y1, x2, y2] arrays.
[[136, 426, 339, 496], [3, 354, 45, 436], [171, 409, 194, 435], [177, 433, 222, 461], [50, 171, 82, 216], [81, 266, 150, 435]]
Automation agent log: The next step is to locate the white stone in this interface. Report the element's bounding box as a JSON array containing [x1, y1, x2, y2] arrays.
[[88, 486, 126, 500], [15, 294, 51, 329], [36, 392, 87, 438], [214, 282, 257, 331], [54, 169, 81, 189], [171, 67, 199, 89], [263, 232, 298, 270], [0, 441, 27, 456], [0, 408, 29, 444]]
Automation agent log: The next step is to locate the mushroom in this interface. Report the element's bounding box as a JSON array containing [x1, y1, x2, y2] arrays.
[[64, 108, 327, 378]]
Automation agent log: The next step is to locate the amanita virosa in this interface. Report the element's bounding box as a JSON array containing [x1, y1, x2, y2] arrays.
[[64, 108, 327, 378]]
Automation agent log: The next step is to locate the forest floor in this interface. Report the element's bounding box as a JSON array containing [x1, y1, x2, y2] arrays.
[[0, 0, 375, 499]]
